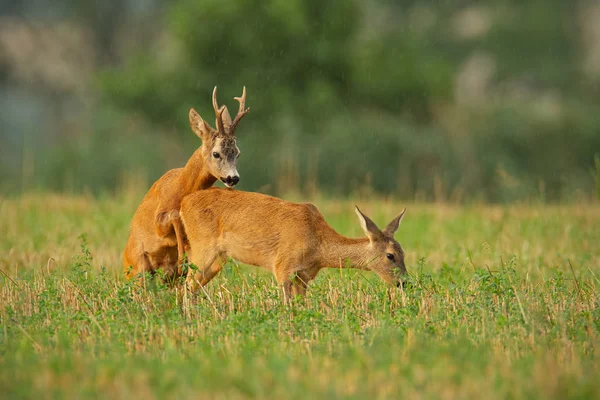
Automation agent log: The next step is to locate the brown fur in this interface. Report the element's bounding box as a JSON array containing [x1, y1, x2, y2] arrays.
[[180, 188, 407, 302], [123, 87, 249, 280]]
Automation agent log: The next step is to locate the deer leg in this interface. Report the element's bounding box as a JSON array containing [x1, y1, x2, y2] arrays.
[[171, 216, 187, 275], [155, 209, 180, 240], [291, 282, 306, 298], [282, 280, 293, 305], [127, 250, 155, 287], [291, 272, 309, 298], [185, 250, 217, 293], [291, 267, 320, 298], [123, 248, 136, 280], [274, 267, 294, 304], [197, 257, 224, 286]]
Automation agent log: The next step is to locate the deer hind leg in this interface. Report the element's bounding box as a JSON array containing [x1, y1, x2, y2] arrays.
[[155, 210, 172, 237], [197, 257, 224, 286], [185, 248, 219, 293], [155, 209, 181, 242], [170, 216, 187, 275]]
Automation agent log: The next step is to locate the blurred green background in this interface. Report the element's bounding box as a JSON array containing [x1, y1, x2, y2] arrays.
[[1, 0, 599, 202]]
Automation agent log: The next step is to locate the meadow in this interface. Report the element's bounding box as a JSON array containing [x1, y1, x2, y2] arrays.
[[0, 192, 599, 399]]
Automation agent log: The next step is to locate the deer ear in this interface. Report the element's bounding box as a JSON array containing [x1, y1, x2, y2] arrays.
[[354, 206, 383, 242], [189, 108, 212, 140], [383, 208, 406, 237]]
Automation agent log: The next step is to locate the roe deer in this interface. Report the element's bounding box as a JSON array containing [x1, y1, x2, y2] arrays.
[[123, 87, 250, 280], [180, 188, 407, 301]]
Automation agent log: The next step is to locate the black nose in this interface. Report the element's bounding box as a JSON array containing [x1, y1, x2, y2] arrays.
[[222, 176, 239, 186]]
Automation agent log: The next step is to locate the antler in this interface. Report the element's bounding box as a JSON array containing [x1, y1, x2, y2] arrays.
[[212, 86, 229, 135], [229, 86, 250, 136]]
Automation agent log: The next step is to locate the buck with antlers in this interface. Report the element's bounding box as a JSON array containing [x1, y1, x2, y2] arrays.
[[123, 87, 250, 280], [180, 188, 407, 302]]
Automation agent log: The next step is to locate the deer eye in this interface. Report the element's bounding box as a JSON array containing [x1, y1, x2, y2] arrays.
[[212, 152, 221, 159], [386, 253, 395, 261]]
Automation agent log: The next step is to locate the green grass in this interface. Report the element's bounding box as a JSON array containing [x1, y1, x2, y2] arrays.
[[1, 193, 599, 399]]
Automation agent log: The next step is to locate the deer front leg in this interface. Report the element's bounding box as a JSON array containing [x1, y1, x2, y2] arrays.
[[126, 249, 155, 287], [291, 271, 310, 298], [290, 267, 320, 298], [281, 280, 294, 305], [274, 267, 295, 305], [291, 280, 306, 298]]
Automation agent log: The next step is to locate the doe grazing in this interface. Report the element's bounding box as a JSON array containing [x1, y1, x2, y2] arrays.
[[180, 188, 407, 301], [123, 87, 249, 280]]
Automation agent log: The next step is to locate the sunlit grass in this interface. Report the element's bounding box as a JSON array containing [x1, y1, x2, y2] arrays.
[[1, 193, 599, 399]]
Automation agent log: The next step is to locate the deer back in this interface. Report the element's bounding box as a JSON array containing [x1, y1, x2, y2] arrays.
[[180, 188, 322, 267]]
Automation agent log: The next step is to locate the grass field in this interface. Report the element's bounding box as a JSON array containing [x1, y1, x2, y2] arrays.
[[1, 192, 599, 399]]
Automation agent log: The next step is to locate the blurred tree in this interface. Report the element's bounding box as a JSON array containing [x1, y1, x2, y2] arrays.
[[100, 0, 458, 128], [2, 0, 599, 201], [65, 0, 127, 66], [99, 0, 458, 194]]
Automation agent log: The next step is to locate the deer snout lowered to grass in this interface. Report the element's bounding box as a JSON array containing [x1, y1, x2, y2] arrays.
[[180, 188, 407, 302], [123, 87, 250, 282]]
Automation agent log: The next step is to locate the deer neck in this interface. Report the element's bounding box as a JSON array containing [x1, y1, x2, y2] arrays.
[[317, 231, 372, 269], [179, 147, 217, 194]]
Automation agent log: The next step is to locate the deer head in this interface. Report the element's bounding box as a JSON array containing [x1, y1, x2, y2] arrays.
[[354, 206, 407, 287], [189, 86, 250, 187]]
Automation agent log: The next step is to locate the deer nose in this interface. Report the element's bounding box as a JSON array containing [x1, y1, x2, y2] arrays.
[[222, 176, 239, 186]]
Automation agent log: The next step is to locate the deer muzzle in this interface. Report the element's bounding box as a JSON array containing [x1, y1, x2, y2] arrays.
[[221, 175, 240, 188]]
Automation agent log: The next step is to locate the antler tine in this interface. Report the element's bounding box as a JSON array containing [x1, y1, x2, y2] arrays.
[[212, 86, 228, 135], [230, 86, 250, 135], [234, 86, 246, 115], [212, 86, 220, 116], [215, 105, 226, 135]]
